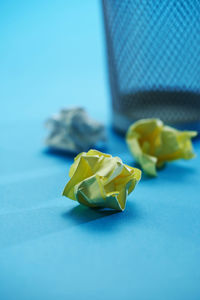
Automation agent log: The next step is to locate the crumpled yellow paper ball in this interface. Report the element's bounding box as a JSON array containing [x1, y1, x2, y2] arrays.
[[126, 118, 197, 176], [62, 149, 141, 211]]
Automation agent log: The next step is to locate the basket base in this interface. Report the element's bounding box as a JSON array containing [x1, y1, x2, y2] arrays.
[[112, 90, 200, 134]]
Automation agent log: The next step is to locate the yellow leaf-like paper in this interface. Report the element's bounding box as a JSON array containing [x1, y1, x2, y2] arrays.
[[62, 150, 141, 211], [126, 118, 197, 176]]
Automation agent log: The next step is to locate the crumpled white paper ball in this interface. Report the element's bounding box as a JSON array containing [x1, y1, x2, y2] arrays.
[[45, 107, 106, 153]]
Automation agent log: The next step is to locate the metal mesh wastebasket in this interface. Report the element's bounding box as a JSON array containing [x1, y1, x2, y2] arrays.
[[102, 0, 200, 133]]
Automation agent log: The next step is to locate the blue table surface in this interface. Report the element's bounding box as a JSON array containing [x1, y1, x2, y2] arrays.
[[1, 1, 200, 300]]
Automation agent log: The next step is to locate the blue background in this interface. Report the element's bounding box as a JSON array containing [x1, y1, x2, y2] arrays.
[[0, 1, 200, 299]]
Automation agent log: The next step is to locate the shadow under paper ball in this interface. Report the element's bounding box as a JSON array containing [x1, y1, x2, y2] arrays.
[[62, 201, 143, 234]]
